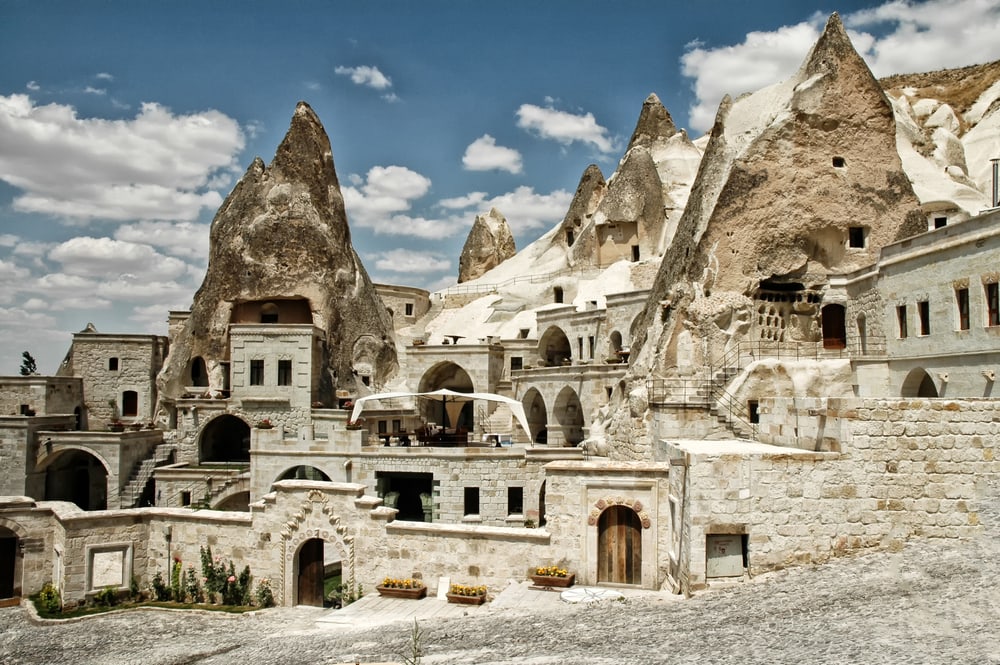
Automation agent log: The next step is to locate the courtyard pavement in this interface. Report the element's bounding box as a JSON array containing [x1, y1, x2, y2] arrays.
[[0, 476, 997, 664]]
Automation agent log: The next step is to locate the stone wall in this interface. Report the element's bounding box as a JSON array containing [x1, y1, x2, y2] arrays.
[[666, 396, 1000, 594], [0, 377, 82, 417], [68, 335, 166, 429]]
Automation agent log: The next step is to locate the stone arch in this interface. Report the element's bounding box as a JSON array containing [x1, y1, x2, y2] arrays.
[[418, 361, 475, 430], [37, 447, 111, 511], [901, 368, 939, 398], [522, 388, 547, 444], [0, 518, 27, 600], [597, 505, 642, 585], [553, 386, 585, 446], [189, 356, 209, 387], [199, 414, 251, 463], [538, 326, 571, 366], [281, 490, 354, 607], [609, 331, 623, 357], [276, 466, 331, 483]]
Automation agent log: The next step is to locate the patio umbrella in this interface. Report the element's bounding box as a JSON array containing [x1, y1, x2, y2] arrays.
[[349, 388, 531, 440]]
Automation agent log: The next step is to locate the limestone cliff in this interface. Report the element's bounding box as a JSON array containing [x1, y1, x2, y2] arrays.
[[156, 101, 397, 405], [457, 208, 516, 283]]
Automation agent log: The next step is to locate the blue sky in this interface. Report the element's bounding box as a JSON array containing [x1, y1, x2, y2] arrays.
[[2, 0, 1000, 374]]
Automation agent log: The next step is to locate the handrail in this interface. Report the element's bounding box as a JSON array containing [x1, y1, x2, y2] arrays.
[[439, 266, 601, 297]]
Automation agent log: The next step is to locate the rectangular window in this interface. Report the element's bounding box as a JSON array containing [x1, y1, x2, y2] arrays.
[[987, 282, 1000, 327], [897, 305, 908, 339], [848, 226, 866, 248], [392, 419, 402, 433], [464, 487, 479, 516], [588, 336, 595, 359], [378, 420, 387, 434], [405, 302, 414, 316], [934, 216, 947, 229], [249, 359, 264, 385], [507, 486, 523, 515], [108, 357, 119, 371], [956, 288, 970, 331], [748, 400, 759, 424], [510, 356, 523, 371], [918, 300, 930, 336], [631, 245, 640, 261], [577, 337, 583, 359], [277, 359, 292, 386], [181, 491, 191, 507]]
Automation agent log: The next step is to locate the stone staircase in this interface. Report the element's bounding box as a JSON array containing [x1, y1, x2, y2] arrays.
[[120, 442, 176, 507], [648, 365, 756, 440]]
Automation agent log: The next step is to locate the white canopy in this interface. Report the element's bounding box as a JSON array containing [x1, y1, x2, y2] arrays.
[[349, 388, 530, 439]]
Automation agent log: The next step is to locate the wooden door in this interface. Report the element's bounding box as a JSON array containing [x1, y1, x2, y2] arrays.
[[597, 506, 641, 585], [297, 539, 324, 606]]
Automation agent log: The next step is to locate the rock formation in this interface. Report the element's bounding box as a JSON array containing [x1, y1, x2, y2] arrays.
[[631, 13, 927, 374], [559, 164, 606, 265], [156, 101, 397, 406], [458, 207, 516, 283]]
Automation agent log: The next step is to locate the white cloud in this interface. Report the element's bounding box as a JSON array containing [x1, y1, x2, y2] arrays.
[[0, 234, 17, 247], [462, 135, 523, 174], [680, 0, 1000, 133], [0, 94, 245, 222], [342, 165, 433, 232], [83, 86, 106, 96], [846, 0, 1000, 75], [382, 92, 400, 103], [26, 81, 39, 92], [114, 221, 209, 261], [49, 236, 191, 282], [95, 72, 114, 81], [477, 186, 573, 234], [335, 65, 393, 90], [129, 304, 172, 330], [438, 192, 487, 210], [96, 278, 193, 304], [370, 249, 451, 273], [516, 104, 616, 154], [0, 259, 30, 282]]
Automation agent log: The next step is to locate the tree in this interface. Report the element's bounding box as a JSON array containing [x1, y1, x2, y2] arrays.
[[19, 351, 37, 376]]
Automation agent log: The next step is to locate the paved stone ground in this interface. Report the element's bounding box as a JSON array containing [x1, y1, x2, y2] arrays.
[[2, 476, 998, 665]]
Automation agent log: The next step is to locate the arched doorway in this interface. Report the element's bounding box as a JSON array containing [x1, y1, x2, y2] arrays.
[[190, 356, 209, 387], [901, 368, 939, 397], [821, 304, 847, 350], [297, 538, 324, 606], [0, 526, 18, 601], [277, 466, 331, 482], [199, 415, 251, 463], [554, 386, 585, 446], [598, 506, 642, 585], [609, 331, 623, 358], [418, 362, 475, 431], [523, 389, 547, 444], [538, 326, 571, 366], [43, 449, 108, 510]]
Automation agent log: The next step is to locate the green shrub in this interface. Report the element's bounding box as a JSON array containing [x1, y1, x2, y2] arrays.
[[150, 571, 171, 601], [36, 582, 61, 615], [94, 586, 119, 607]]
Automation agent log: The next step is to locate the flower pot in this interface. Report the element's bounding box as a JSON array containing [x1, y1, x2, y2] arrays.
[[376, 585, 427, 599], [446, 592, 486, 605], [108, 423, 125, 432], [530, 573, 575, 588]]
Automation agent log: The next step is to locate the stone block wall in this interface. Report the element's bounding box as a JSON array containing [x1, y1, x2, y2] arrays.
[[668, 397, 1000, 594], [0, 377, 82, 417]]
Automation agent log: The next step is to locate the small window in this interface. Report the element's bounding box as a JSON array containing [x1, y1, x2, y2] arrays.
[[934, 216, 947, 229], [361, 375, 370, 386], [249, 359, 264, 385], [577, 337, 584, 359], [554, 286, 564, 304], [588, 336, 595, 359], [378, 420, 387, 434], [392, 419, 402, 433], [122, 390, 138, 417], [260, 302, 279, 324], [405, 302, 414, 316], [987, 283, 1000, 327], [631, 245, 640, 261], [510, 356, 523, 371], [833, 156, 846, 168], [897, 305, 908, 339], [464, 487, 479, 516], [181, 491, 191, 507], [605, 386, 613, 399], [848, 226, 866, 248], [566, 229, 575, 246], [277, 359, 292, 386], [918, 300, 930, 336], [507, 486, 523, 515], [956, 288, 970, 331], [748, 400, 759, 424], [518, 329, 530, 339], [108, 357, 119, 371]]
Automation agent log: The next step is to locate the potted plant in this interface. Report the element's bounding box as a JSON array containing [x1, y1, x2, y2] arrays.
[[107, 420, 125, 432], [346, 418, 365, 431], [530, 566, 575, 588], [256, 419, 273, 429], [375, 578, 426, 599], [446, 583, 487, 605]]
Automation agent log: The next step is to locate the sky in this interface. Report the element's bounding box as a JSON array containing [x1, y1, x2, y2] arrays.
[[2, 0, 1000, 374]]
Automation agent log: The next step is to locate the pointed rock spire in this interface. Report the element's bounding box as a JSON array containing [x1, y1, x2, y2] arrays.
[[627, 93, 677, 148], [458, 208, 517, 283]]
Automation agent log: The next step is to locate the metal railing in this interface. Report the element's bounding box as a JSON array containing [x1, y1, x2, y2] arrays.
[[438, 266, 601, 297]]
